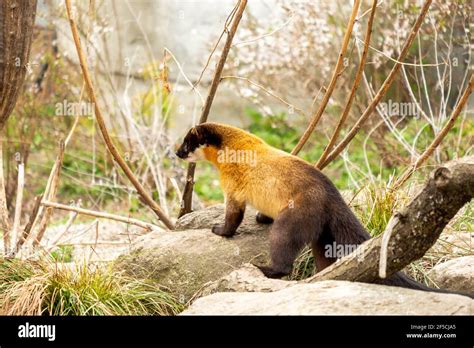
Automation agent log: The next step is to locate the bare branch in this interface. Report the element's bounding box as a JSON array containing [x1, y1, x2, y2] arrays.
[[11, 162, 24, 253], [179, 0, 248, 217], [0, 136, 11, 254], [319, 0, 433, 168], [194, 0, 240, 87], [316, 0, 377, 168], [41, 200, 159, 232], [393, 74, 474, 189], [14, 194, 42, 253], [221, 75, 307, 117], [291, 0, 361, 155], [33, 140, 65, 247], [65, 0, 174, 229]]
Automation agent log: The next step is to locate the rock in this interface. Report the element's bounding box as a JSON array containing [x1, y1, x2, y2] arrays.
[[175, 204, 269, 234], [183, 279, 473, 315], [431, 231, 473, 255], [198, 263, 297, 297], [429, 256, 474, 293], [115, 205, 271, 300]]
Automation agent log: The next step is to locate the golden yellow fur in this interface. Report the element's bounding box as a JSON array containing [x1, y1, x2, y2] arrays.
[[201, 123, 314, 218]]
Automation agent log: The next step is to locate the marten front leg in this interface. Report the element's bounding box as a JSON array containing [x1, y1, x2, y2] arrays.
[[256, 212, 274, 224], [212, 197, 245, 237]]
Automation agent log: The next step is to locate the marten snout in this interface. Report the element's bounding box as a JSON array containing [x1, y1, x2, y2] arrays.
[[175, 144, 189, 159]]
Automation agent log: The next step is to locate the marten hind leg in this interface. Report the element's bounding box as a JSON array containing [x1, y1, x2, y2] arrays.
[[311, 231, 337, 272], [256, 209, 315, 278], [256, 212, 274, 224], [212, 196, 245, 237]]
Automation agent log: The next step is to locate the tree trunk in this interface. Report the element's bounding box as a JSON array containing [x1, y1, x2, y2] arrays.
[[0, 0, 37, 253], [0, 0, 37, 129]]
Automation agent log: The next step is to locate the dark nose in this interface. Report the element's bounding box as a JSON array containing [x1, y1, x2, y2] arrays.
[[175, 149, 185, 159]]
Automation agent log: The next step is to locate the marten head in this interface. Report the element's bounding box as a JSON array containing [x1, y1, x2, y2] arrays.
[[176, 124, 222, 162]]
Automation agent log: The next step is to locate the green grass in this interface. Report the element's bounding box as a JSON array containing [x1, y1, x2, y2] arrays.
[[50, 245, 75, 263], [0, 258, 183, 315], [352, 178, 411, 237]]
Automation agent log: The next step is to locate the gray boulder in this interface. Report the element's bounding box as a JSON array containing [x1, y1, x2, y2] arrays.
[[429, 256, 474, 293], [115, 205, 271, 300]]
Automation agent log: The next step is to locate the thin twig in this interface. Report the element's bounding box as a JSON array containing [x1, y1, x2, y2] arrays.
[[0, 135, 11, 254], [49, 209, 78, 247], [320, 0, 433, 168], [179, 0, 248, 217], [24, 85, 83, 248], [221, 75, 307, 117], [14, 194, 42, 252], [41, 200, 160, 231], [354, 37, 446, 67], [11, 162, 24, 253], [291, 0, 361, 155], [232, 13, 295, 47], [164, 47, 205, 106], [316, 0, 377, 168], [393, 74, 473, 189], [65, 0, 174, 229], [33, 140, 65, 247], [193, 0, 240, 87]]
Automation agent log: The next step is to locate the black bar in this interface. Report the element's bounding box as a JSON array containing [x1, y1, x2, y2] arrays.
[[0, 316, 472, 346]]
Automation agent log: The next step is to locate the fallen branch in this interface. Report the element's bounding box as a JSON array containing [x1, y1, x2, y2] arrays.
[[291, 0, 361, 155], [393, 74, 474, 189], [65, 0, 174, 229], [319, 0, 433, 168], [41, 200, 159, 232], [316, 0, 377, 168], [179, 0, 248, 217], [306, 156, 473, 285]]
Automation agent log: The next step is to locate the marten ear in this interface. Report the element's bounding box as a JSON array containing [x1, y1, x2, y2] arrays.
[[194, 124, 222, 148], [190, 126, 203, 143]]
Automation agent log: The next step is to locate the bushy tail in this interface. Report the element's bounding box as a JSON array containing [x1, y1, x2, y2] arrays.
[[379, 272, 474, 299]]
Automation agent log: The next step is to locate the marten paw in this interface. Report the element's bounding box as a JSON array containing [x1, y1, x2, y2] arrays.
[[253, 264, 288, 279], [256, 212, 274, 224], [211, 224, 235, 237]]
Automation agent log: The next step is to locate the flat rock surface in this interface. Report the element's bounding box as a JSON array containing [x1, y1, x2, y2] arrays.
[[183, 279, 473, 315]]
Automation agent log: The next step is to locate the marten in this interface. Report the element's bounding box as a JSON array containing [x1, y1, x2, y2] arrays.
[[176, 122, 473, 298]]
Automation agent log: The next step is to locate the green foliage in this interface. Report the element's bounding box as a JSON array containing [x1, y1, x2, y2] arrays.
[[50, 245, 74, 263], [195, 162, 223, 203], [246, 107, 300, 152], [0, 259, 183, 316], [353, 179, 409, 237]]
